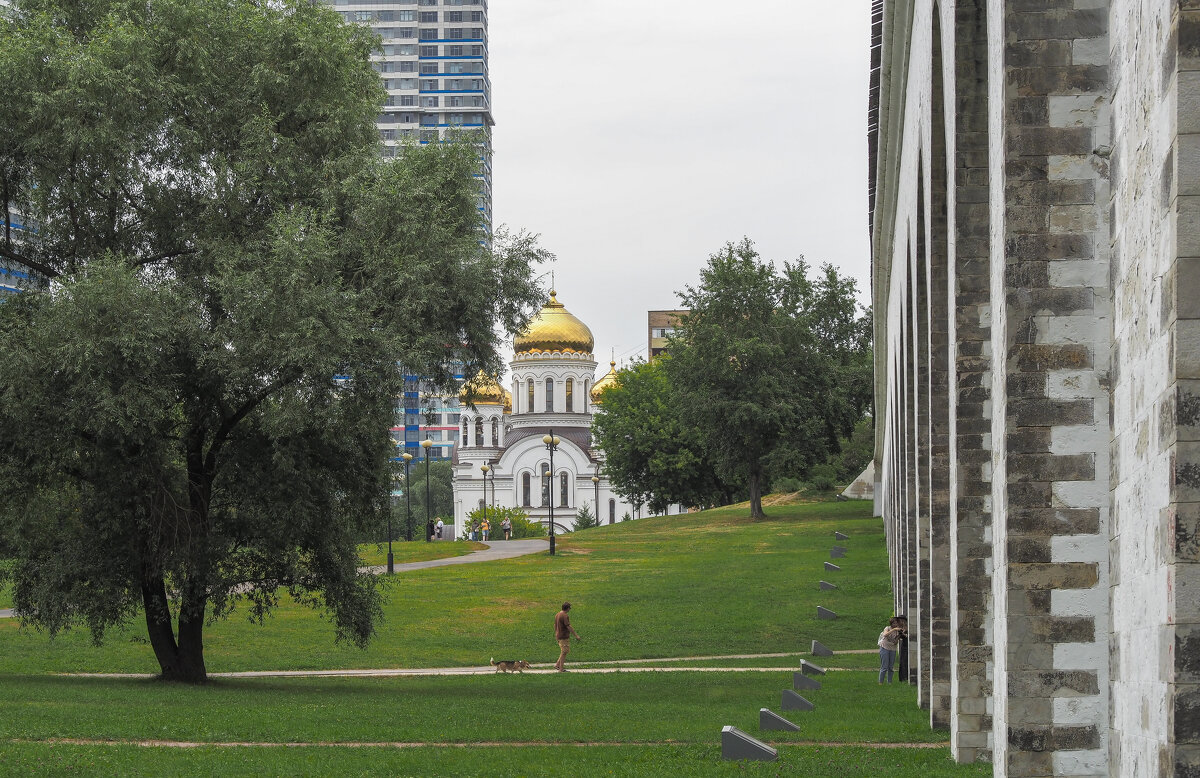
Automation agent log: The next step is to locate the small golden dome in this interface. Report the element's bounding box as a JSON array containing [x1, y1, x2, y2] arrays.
[[514, 290, 595, 355], [590, 360, 619, 404], [459, 370, 506, 406], [503, 389, 512, 414]]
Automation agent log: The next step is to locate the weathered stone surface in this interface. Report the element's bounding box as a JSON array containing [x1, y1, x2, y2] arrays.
[[835, 531, 850, 541], [721, 726, 778, 761], [759, 708, 800, 732], [817, 606, 837, 620], [830, 547, 846, 559], [818, 580, 838, 591], [781, 690, 814, 712], [811, 640, 834, 657], [823, 562, 841, 572], [793, 672, 822, 691], [800, 660, 826, 677]]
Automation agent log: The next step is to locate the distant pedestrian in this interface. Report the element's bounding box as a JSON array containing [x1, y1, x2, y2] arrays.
[[435, 518, 444, 540], [554, 602, 581, 672], [482, 519, 490, 542], [878, 617, 906, 684], [502, 517, 512, 540], [470, 521, 478, 541], [896, 614, 910, 682]]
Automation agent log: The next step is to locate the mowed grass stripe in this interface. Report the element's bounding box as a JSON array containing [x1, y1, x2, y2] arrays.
[[0, 501, 884, 675], [0, 671, 945, 745]]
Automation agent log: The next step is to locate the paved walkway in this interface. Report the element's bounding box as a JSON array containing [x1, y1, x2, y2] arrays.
[[25, 737, 948, 750], [0, 540, 550, 620], [358, 538, 548, 574], [64, 650, 877, 680]]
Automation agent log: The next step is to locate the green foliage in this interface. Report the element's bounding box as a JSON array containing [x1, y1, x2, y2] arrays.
[[828, 416, 875, 484], [772, 476, 805, 493], [807, 463, 839, 492], [0, 0, 545, 682], [573, 502, 598, 530], [463, 505, 543, 539], [592, 359, 730, 513], [664, 239, 872, 518], [392, 460, 454, 540], [622, 512, 633, 522]]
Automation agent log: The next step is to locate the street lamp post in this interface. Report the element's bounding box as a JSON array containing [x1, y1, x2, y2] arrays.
[[421, 438, 433, 542], [480, 464, 490, 541], [543, 431, 560, 555], [591, 474, 600, 525], [387, 473, 395, 575], [402, 452, 414, 543]]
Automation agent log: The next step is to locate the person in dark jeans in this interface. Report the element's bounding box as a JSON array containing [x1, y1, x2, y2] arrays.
[[896, 614, 910, 682], [878, 617, 905, 683]]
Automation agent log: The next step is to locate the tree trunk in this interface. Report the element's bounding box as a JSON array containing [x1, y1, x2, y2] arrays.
[[141, 574, 208, 683], [748, 468, 765, 519]]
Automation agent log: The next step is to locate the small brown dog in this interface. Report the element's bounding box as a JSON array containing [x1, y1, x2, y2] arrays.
[[490, 657, 531, 673]]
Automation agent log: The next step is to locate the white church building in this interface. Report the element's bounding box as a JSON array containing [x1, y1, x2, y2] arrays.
[[450, 290, 638, 535]]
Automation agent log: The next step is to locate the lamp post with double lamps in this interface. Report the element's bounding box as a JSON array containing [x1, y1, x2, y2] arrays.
[[402, 452, 414, 542], [543, 431, 561, 555], [591, 474, 600, 525], [421, 438, 433, 542], [480, 464, 490, 540]]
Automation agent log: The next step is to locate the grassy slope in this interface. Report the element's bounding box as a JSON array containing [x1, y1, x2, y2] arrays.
[[355, 540, 485, 567], [0, 501, 887, 674]]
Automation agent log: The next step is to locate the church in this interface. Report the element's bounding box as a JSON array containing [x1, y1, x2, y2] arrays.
[[450, 289, 637, 535]]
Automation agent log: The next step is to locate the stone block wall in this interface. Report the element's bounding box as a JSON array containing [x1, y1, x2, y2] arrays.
[[872, 0, 1198, 775]]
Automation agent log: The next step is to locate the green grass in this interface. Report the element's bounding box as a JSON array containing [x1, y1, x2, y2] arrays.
[[355, 540, 484, 567], [0, 500, 889, 675], [0, 743, 990, 777], [574, 652, 882, 670], [0, 671, 938, 745]]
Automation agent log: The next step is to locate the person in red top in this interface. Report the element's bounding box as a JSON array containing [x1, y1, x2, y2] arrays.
[[554, 602, 581, 672]]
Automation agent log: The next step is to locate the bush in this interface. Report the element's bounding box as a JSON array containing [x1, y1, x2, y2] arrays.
[[462, 505, 545, 539], [807, 463, 839, 491], [771, 476, 804, 493], [573, 502, 599, 530]]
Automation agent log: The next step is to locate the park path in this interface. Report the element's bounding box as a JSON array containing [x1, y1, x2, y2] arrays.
[[65, 650, 878, 679], [24, 737, 949, 750], [0, 540, 550, 620]]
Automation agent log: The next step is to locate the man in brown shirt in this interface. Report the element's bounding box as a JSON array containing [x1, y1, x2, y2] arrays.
[[554, 602, 581, 672]]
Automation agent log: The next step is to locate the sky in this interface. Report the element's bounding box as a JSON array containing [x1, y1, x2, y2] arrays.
[[489, 0, 872, 367]]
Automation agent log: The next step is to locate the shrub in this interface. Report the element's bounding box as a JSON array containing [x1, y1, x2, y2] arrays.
[[463, 506, 545, 539], [573, 502, 599, 530], [772, 476, 804, 493], [808, 463, 839, 491]]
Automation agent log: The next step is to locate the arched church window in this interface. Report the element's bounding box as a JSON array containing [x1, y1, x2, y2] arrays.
[[545, 378, 554, 412], [609, 499, 616, 524], [540, 463, 550, 506], [461, 418, 470, 447], [475, 418, 483, 447], [565, 378, 574, 412], [491, 418, 499, 446], [522, 472, 531, 506], [559, 472, 569, 507], [527, 379, 534, 414]]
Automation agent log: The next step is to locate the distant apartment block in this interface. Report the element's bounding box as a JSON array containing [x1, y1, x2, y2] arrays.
[[647, 310, 687, 360], [328, 0, 493, 232]]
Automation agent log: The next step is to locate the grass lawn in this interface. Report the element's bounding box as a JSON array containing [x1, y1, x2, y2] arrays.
[[355, 540, 485, 567], [0, 743, 990, 777], [0, 500, 890, 675], [0, 499, 994, 775], [0, 670, 940, 745]]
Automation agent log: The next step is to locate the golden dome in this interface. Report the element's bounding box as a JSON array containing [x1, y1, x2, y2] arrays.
[[514, 290, 595, 355], [503, 389, 512, 414], [590, 360, 619, 403], [459, 370, 506, 406]]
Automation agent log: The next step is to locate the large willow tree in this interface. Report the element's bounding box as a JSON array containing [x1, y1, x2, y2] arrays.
[[0, 0, 546, 682]]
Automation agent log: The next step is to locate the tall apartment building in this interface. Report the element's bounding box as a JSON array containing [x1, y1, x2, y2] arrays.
[[328, 0, 493, 232], [328, 1, 492, 462]]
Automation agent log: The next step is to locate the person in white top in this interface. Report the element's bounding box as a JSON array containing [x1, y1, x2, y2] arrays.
[[435, 518, 444, 540], [877, 617, 906, 684]]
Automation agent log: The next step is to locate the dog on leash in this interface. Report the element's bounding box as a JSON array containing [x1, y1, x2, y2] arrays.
[[490, 657, 531, 673]]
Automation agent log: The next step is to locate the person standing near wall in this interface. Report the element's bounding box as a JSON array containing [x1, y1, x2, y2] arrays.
[[878, 617, 906, 684]]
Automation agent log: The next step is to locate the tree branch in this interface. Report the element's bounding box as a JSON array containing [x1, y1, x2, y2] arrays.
[[0, 245, 60, 280], [129, 248, 198, 268], [204, 368, 304, 474]]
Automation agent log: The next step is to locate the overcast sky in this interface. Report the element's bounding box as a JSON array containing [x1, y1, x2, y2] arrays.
[[489, 0, 872, 367]]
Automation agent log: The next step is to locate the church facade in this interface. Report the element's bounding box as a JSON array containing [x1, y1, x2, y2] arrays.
[[450, 291, 634, 535]]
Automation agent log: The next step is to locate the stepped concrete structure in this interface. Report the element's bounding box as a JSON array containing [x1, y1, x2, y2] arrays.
[[870, 1, 1200, 775]]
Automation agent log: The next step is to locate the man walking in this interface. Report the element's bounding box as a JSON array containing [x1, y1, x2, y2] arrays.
[[554, 602, 581, 672]]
